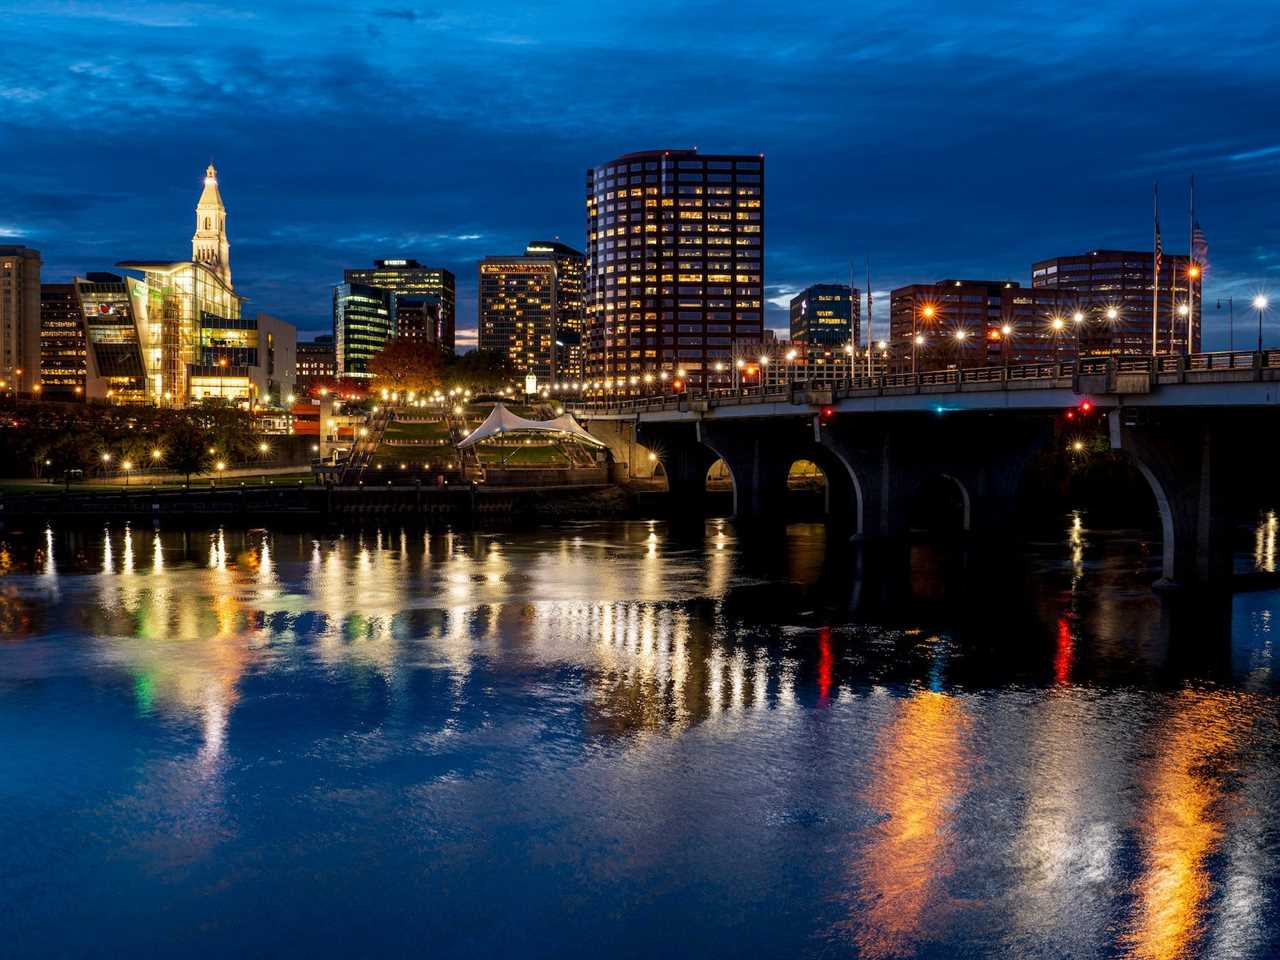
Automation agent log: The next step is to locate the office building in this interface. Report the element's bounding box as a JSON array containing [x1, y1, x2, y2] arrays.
[[393, 295, 440, 345], [527, 240, 586, 379], [344, 259, 456, 350], [333, 282, 392, 377], [296, 335, 337, 393], [790, 283, 858, 347], [1, 245, 42, 394], [1031, 249, 1201, 356], [39, 283, 86, 399], [585, 148, 764, 390], [478, 256, 558, 383]]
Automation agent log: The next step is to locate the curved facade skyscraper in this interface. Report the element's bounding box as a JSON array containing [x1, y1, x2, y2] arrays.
[[585, 149, 764, 391]]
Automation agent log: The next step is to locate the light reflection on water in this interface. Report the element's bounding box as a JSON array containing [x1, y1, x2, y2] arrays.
[[0, 518, 1279, 957]]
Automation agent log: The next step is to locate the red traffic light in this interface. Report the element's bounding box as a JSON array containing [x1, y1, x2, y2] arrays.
[[819, 405, 836, 425]]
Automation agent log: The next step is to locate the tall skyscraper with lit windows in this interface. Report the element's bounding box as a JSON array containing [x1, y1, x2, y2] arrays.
[[585, 149, 764, 390]]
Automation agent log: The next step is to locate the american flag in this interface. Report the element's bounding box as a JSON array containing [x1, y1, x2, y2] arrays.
[[1192, 220, 1208, 268], [1154, 184, 1163, 275]]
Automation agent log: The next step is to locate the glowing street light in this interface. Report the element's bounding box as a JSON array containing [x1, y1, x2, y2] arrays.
[[1255, 295, 1270, 353], [1105, 306, 1119, 321]]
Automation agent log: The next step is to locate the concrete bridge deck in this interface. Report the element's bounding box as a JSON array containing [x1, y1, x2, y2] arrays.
[[570, 350, 1280, 421]]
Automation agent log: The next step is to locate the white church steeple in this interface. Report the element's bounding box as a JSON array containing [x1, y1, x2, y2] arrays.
[[192, 162, 231, 285]]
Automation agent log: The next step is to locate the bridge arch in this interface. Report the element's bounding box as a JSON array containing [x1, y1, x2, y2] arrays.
[[909, 472, 972, 534]]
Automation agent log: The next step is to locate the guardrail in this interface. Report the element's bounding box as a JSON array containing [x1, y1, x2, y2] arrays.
[[567, 350, 1280, 416]]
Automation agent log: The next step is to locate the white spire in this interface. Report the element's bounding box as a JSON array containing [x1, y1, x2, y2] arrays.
[[193, 162, 231, 285]]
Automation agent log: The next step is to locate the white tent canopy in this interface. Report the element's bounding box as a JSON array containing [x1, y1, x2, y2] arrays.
[[456, 403, 608, 449]]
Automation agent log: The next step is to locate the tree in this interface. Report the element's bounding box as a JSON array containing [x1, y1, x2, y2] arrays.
[[163, 421, 213, 487], [446, 348, 517, 392], [368, 339, 447, 395]]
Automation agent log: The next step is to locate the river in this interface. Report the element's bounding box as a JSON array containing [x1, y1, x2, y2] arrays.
[[2, 516, 1279, 957]]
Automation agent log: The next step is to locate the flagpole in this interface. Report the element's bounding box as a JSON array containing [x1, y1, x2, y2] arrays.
[[1151, 183, 1160, 356], [865, 256, 873, 378], [1188, 175, 1195, 354]]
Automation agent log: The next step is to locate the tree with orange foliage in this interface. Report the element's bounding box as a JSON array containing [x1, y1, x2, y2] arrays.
[[367, 339, 447, 395]]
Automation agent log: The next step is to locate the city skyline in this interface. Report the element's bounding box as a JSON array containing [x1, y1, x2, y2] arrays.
[[2, 1, 1278, 349]]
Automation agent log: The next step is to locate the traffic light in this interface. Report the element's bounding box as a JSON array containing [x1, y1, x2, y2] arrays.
[[819, 405, 836, 425]]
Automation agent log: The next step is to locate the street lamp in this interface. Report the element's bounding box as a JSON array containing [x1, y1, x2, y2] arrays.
[[953, 328, 968, 367], [1255, 295, 1270, 353], [1051, 315, 1065, 365], [122, 460, 132, 487], [912, 333, 924, 373]]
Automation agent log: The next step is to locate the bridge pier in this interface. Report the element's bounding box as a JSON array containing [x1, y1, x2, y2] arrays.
[[1109, 410, 1235, 588]]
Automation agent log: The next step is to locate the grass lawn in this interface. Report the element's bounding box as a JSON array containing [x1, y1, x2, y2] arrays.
[[383, 419, 452, 442], [476, 444, 579, 466]]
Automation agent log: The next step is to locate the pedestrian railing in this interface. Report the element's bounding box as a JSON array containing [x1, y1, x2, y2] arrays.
[[565, 349, 1280, 417]]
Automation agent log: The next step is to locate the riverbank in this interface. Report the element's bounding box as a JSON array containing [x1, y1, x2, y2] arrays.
[[0, 480, 712, 527]]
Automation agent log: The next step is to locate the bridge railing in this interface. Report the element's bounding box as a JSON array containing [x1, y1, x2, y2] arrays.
[[566, 349, 1278, 416]]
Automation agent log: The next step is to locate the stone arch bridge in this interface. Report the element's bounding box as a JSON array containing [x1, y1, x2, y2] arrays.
[[577, 352, 1280, 588]]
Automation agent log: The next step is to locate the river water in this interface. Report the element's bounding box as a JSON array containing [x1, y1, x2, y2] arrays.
[[2, 516, 1279, 958]]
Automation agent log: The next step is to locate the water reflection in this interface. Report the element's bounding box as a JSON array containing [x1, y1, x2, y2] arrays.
[[1, 520, 1279, 957], [851, 690, 971, 958]]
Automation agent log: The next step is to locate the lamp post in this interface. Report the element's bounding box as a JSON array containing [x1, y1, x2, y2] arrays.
[[1051, 315, 1065, 366], [1256, 295, 1270, 354], [1072, 311, 1085, 363], [734, 358, 744, 391], [953, 328, 968, 367], [1187, 263, 1201, 354], [1217, 297, 1235, 351], [1000, 324, 1012, 368], [122, 460, 132, 488], [218, 356, 229, 402], [912, 333, 924, 374], [917, 304, 936, 375], [784, 349, 797, 384]]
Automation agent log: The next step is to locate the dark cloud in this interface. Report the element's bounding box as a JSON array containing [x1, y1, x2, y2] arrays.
[[4, 0, 1280, 346]]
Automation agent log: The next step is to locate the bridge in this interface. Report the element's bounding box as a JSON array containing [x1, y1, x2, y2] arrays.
[[574, 351, 1280, 588]]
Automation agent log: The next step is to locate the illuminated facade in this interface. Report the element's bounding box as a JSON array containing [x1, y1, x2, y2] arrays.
[[333, 282, 392, 377], [1, 244, 41, 393], [888, 279, 1076, 370], [393, 295, 440, 344], [790, 283, 858, 347], [115, 259, 246, 403], [38, 282, 86, 399], [192, 164, 231, 285], [344, 259, 456, 350], [1032, 250, 1201, 356], [526, 241, 586, 380], [478, 257, 557, 382], [75, 273, 148, 402], [296, 335, 336, 393], [585, 148, 765, 390]]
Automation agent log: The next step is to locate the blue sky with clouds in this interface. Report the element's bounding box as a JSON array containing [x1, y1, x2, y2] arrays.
[[2, 0, 1279, 346]]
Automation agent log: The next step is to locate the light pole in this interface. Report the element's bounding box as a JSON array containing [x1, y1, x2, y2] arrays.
[[1051, 315, 1065, 366], [912, 333, 924, 373], [1000, 324, 1012, 368], [784, 349, 797, 385], [1187, 263, 1201, 354], [122, 460, 132, 488], [1256, 296, 1270, 354], [1218, 297, 1235, 351], [953, 329, 968, 367], [218, 356, 229, 402], [917, 304, 936, 375], [1072, 311, 1085, 362]]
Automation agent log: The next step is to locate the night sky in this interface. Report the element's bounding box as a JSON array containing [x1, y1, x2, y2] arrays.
[[2, 0, 1278, 348]]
